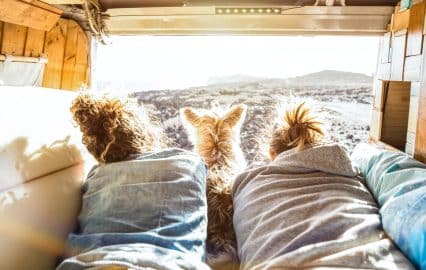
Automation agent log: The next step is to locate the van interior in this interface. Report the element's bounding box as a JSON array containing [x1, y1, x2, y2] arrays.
[[0, 0, 425, 269]]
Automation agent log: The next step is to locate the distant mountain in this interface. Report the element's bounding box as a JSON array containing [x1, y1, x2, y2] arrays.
[[206, 74, 264, 86], [285, 70, 373, 86], [207, 70, 373, 87]]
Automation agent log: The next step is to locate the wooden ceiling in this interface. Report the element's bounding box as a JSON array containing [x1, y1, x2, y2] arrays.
[[99, 0, 399, 9], [40, 0, 398, 36]]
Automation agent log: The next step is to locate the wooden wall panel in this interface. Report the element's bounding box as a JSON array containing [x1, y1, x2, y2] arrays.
[[0, 22, 3, 46], [406, 1, 425, 56], [381, 81, 411, 151], [24, 28, 45, 57], [390, 32, 407, 80], [42, 19, 68, 89], [0, 18, 90, 90], [60, 20, 78, 90], [380, 32, 392, 63], [373, 80, 389, 110], [370, 109, 383, 141], [404, 54, 423, 81], [72, 29, 89, 89], [1, 23, 27, 55], [392, 9, 410, 31], [377, 62, 392, 80], [415, 117, 426, 162], [0, 0, 62, 31]]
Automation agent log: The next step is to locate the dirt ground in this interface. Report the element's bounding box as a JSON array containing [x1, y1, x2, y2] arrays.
[[133, 81, 373, 165]]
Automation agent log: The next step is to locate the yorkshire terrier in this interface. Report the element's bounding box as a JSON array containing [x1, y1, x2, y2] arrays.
[[180, 104, 247, 269]]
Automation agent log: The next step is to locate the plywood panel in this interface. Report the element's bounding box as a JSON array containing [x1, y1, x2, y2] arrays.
[[404, 54, 423, 81], [373, 79, 389, 111], [61, 20, 79, 90], [0, 19, 90, 90], [390, 32, 407, 81], [414, 117, 426, 162], [42, 19, 68, 89], [20, 0, 63, 14], [377, 62, 392, 80], [24, 28, 45, 57], [0, 22, 3, 46], [72, 29, 89, 89], [381, 81, 411, 151], [380, 32, 392, 63], [406, 1, 425, 56], [1, 23, 27, 55], [392, 9, 410, 32], [370, 109, 383, 141], [408, 96, 419, 133], [0, 0, 61, 31]]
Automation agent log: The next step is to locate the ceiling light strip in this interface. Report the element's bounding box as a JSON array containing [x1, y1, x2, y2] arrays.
[[216, 8, 282, 15]]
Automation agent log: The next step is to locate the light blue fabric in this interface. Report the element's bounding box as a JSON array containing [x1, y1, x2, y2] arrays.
[[351, 143, 426, 270], [57, 148, 209, 270]]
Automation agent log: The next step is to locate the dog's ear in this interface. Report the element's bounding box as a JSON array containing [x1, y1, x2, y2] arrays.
[[180, 107, 200, 128], [223, 104, 247, 128]]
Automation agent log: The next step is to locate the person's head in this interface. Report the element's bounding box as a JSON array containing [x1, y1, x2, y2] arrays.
[[269, 102, 324, 160], [71, 94, 165, 163]]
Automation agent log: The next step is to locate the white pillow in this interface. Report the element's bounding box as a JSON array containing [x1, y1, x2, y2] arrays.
[[0, 86, 94, 190]]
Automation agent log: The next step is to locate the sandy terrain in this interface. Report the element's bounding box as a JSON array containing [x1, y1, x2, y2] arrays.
[[132, 73, 373, 165]]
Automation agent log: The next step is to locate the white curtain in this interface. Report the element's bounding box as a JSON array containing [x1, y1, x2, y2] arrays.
[[0, 55, 47, 87]]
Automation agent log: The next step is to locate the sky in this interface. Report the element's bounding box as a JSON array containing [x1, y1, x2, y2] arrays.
[[94, 35, 380, 91]]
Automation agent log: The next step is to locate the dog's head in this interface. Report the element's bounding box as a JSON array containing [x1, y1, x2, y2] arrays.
[[71, 94, 164, 163], [180, 104, 247, 167]]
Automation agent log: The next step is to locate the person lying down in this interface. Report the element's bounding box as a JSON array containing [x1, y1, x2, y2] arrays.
[[57, 94, 210, 270], [232, 102, 415, 269]]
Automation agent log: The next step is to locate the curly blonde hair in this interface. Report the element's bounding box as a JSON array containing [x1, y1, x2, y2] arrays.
[[270, 102, 324, 159], [71, 94, 165, 163]]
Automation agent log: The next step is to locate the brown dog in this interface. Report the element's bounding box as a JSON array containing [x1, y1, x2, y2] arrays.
[[180, 104, 247, 268]]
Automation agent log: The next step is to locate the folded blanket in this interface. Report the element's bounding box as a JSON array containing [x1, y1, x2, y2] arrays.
[[233, 143, 414, 269], [57, 148, 210, 270], [352, 143, 426, 269]]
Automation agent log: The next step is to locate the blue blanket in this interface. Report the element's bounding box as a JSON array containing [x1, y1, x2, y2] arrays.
[[57, 148, 210, 270], [352, 144, 426, 270]]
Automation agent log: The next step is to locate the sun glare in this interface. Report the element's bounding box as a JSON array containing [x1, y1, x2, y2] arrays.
[[93, 35, 380, 92]]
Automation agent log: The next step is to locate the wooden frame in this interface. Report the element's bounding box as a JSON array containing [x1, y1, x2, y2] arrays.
[[0, 0, 62, 31], [104, 6, 394, 35]]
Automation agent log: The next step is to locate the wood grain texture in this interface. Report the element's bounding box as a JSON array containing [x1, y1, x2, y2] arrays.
[[406, 0, 425, 56], [392, 8, 410, 31], [377, 62, 392, 80], [0, 0, 61, 31], [370, 109, 383, 141], [20, 0, 63, 14], [1, 23, 28, 55], [24, 27, 45, 57], [380, 32, 392, 63], [40, 0, 84, 4], [404, 54, 423, 81], [0, 22, 3, 47], [61, 20, 79, 90], [381, 81, 411, 151], [42, 19, 68, 89], [373, 79, 389, 111], [72, 29, 89, 89], [390, 33, 407, 81], [0, 19, 90, 90], [414, 117, 426, 162]]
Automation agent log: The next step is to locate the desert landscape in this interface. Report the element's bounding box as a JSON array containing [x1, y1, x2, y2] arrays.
[[132, 70, 374, 165]]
